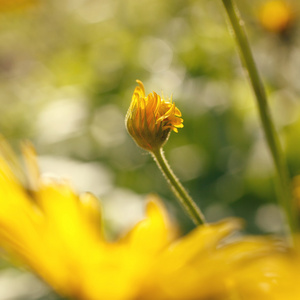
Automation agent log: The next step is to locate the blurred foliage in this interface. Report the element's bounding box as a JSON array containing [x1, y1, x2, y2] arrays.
[[0, 0, 300, 272]]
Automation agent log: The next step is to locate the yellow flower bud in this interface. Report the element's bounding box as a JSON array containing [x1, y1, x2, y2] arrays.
[[126, 80, 183, 152]]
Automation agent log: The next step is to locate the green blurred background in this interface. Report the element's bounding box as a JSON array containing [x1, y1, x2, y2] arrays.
[[0, 0, 300, 298]]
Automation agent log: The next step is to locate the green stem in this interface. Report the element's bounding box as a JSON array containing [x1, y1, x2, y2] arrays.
[[151, 148, 206, 226], [221, 0, 297, 241]]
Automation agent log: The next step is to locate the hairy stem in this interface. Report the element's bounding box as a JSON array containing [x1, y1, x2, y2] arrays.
[[221, 0, 297, 242], [152, 148, 206, 225]]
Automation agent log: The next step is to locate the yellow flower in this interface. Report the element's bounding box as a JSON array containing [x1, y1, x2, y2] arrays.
[[228, 177, 300, 300], [0, 138, 299, 299], [232, 251, 300, 300], [126, 80, 183, 152], [0, 0, 37, 12], [259, 0, 294, 33]]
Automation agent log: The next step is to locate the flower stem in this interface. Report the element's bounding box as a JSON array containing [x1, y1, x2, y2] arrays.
[[151, 148, 206, 226], [221, 0, 298, 241]]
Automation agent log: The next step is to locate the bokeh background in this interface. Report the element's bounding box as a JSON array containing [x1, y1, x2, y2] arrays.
[[0, 0, 300, 298]]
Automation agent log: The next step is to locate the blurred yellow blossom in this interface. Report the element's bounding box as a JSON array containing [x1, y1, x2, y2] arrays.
[[126, 80, 183, 152], [227, 175, 300, 299], [259, 0, 294, 33], [0, 138, 300, 299], [232, 245, 300, 299], [0, 0, 37, 11]]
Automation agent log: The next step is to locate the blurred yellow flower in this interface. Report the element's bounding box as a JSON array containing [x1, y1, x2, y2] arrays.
[[229, 175, 300, 300], [259, 0, 294, 33], [232, 250, 300, 300], [0, 137, 300, 299], [126, 80, 183, 151], [0, 0, 37, 11]]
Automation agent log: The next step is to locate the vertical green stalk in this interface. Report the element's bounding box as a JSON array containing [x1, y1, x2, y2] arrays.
[[221, 0, 297, 242], [152, 148, 206, 226]]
